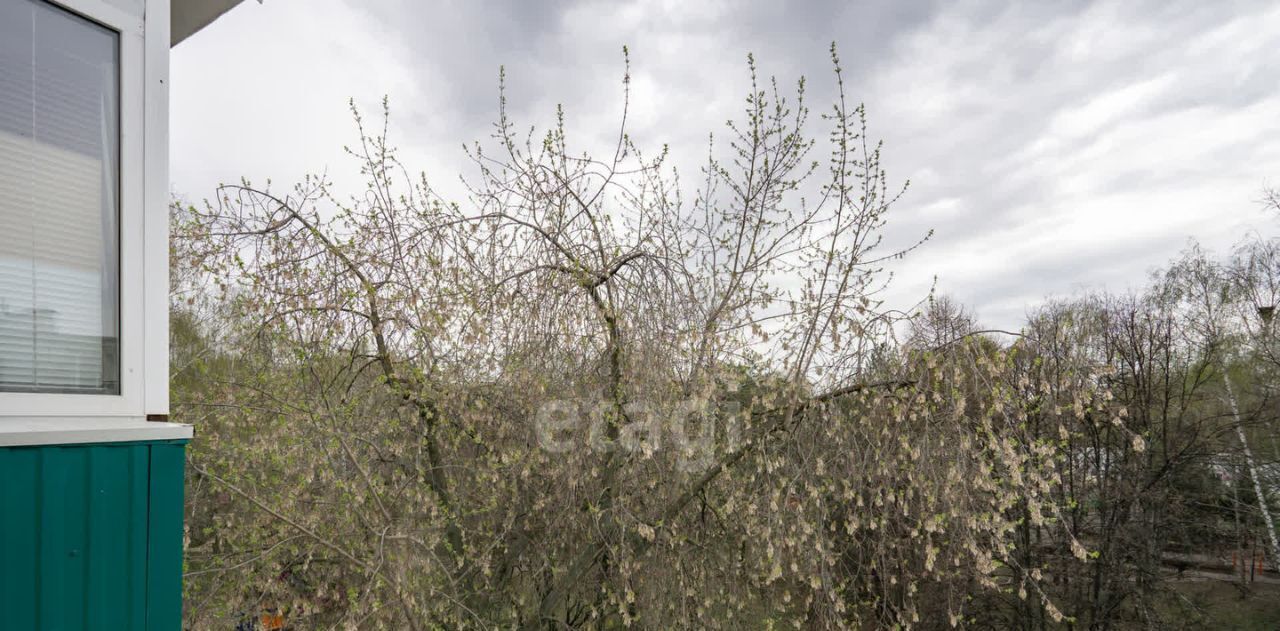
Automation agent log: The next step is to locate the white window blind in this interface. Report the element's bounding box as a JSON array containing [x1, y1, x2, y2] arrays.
[[0, 0, 120, 394]]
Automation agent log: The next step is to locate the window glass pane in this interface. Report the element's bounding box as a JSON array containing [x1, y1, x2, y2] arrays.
[[0, 0, 120, 394]]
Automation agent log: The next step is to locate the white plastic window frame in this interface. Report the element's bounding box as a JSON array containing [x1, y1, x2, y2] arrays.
[[0, 0, 168, 419]]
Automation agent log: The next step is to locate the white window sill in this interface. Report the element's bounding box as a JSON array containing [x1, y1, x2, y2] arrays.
[[0, 417, 193, 447]]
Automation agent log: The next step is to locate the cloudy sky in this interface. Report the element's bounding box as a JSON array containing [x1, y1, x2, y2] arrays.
[[171, 0, 1280, 329]]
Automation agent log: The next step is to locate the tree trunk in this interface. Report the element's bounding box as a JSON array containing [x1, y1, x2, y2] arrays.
[[1222, 372, 1280, 571]]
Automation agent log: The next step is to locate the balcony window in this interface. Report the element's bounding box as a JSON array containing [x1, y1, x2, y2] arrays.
[[0, 0, 120, 394]]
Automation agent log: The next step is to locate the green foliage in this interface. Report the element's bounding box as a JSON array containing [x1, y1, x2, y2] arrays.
[[172, 49, 1280, 629]]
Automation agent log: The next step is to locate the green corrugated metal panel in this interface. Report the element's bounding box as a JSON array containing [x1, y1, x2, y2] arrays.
[[0, 447, 39, 630], [146, 443, 187, 630], [0, 439, 188, 631]]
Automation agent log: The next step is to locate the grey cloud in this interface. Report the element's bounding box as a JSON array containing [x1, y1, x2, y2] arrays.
[[171, 0, 1280, 332], [346, 0, 951, 159]]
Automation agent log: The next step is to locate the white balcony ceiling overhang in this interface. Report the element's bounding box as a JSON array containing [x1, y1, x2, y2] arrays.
[[171, 0, 245, 46]]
